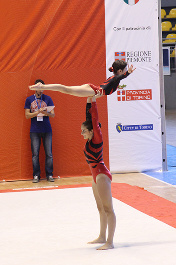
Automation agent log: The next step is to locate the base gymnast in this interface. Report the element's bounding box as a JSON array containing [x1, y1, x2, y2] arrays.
[[29, 60, 135, 97], [81, 92, 116, 250]]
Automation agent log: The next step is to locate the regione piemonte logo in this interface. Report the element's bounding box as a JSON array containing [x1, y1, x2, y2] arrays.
[[123, 0, 139, 5], [115, 52, 126, 62]]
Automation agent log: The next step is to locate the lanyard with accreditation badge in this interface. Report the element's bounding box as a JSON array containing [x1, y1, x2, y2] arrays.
[[35, 94, 43, 121]]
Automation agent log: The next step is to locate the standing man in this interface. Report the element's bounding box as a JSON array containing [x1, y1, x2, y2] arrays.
[[24, 79, 55, 183]]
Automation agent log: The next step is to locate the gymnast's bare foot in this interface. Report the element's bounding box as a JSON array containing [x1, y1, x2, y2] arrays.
[[97, 242, 114, 250], [87, 237, 106, 244]]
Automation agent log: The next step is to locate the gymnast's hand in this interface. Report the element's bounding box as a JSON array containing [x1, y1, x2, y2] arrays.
[[128, 64, 136, 74], [94, 90, 103, 100], [92, 90, 103, 102], [87, 96, 92, 103], [29, 82, 44, 90], [87, 91, 102, 103]]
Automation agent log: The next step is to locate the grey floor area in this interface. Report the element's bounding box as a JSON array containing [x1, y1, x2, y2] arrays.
[[165, 109, 176, 147]]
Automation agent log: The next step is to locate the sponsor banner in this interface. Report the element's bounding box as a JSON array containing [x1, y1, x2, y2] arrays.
[[116, 123, 153, 133], [117, 89, 152, 101], [105, 0, 162, 172]]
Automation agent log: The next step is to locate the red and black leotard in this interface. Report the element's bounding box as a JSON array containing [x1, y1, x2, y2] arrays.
[[88, 71, 130, 95], [84, 101, 112, 183]]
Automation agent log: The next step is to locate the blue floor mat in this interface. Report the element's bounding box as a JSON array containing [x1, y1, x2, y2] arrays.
[[145, 145, 176, 185], [167, 145, 176, 168]]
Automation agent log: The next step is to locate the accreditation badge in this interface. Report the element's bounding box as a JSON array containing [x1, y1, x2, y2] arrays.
[[37, 116, 43, 121]]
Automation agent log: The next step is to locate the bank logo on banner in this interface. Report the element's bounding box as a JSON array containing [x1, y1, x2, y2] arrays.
[[123, 0, 140, 5], [116, 123, 153, 133]]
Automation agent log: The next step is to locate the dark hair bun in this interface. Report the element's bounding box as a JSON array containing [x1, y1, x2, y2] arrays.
[[108, 67, 113, 72]]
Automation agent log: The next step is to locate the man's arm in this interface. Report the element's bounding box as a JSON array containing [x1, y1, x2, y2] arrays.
[[25, 109, 39, 119], [25, 108, 55, 119], [40, 108, 55, 118]]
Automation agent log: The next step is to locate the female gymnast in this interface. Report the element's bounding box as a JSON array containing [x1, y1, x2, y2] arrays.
[[29, 60, 135, 97], [81, 92, 116, 250]]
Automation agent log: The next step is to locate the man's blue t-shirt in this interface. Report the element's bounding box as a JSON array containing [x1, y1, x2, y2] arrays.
[[24, 94, 54, 133]]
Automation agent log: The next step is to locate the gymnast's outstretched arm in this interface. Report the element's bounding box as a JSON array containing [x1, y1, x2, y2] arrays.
[[86, 97, 92, 122]]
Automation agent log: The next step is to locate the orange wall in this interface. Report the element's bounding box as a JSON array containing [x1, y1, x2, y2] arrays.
[[0, 0, 109, 180]]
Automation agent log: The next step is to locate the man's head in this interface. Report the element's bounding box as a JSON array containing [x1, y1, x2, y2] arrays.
[[35, 79, 45, 98], [35, 79, 45, 85]]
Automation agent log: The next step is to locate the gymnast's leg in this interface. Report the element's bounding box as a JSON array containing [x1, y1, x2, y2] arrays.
[[29, 83, 95, 97], [95, 174, 116, 250], [88, 179, 107, 244]]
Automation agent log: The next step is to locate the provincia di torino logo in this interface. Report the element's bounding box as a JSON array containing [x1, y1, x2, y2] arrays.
[[123, 0, 140, 5], [117, 88, 152, 102]]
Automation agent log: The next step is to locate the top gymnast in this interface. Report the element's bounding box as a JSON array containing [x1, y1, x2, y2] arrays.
[[29, 60, 135, 97]]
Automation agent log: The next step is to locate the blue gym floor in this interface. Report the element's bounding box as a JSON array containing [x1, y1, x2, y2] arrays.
[[146, 144, 176, 185]]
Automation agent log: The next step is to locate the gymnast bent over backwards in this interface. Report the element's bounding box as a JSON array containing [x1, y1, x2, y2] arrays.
[[81, 92, 116, 250], [29, 60, 135, 97]]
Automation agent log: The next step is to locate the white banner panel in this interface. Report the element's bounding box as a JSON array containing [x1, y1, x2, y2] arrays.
[[105, 0, 162, 172]]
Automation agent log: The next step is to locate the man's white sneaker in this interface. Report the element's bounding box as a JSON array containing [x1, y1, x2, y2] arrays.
[[33, 176, 39, 183], [48, 176, 54, 182]]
